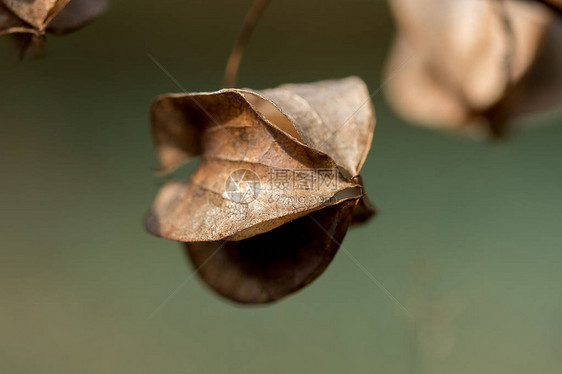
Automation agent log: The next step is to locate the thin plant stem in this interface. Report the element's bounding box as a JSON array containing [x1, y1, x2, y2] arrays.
[[223, 0, 271, 88]]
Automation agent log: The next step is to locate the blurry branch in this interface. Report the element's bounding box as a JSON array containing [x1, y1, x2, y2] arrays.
[[223, 0, 271, 88]]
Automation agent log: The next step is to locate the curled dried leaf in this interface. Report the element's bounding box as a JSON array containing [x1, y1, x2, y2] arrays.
[[257, 77, 374, 177], [508, 18, 562, 118], [3, 0, 60, 30], [0, 3, 29, 33], [185, 201, 356, 304], [385, 0, 562, 138], [542, 0, 562, 11], [47, 0, 108, 34], [0, 0, 108, 57], [145, 77, 376, 303]]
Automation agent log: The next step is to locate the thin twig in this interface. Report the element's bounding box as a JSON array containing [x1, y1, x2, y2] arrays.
[[223, 0, 271, 88]]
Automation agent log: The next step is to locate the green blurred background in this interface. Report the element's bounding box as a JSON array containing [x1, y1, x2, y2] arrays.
[[1, 0, 562, 373]]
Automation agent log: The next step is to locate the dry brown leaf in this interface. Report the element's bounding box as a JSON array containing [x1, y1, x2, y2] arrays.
[[257, 78, 374, 177], [145, 77, 376, 303], [11, 33, 45, 59], [3, 0, 59, 30], [544, 0, 562, 10], [509, 18, 562, 118], [385, 0, 561, 138], [0, 3, 29, 33], [0, 0, 108, 57], [385, 35, 480, 137], [47, 0, 108, 35], [184, 201, 356, 304]]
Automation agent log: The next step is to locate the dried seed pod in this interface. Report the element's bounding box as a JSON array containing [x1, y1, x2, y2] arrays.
[[385, 0, 562, 138], [184, 202, 357, 304], [145, 77, 376, 304], [0, 0, 108, 57]]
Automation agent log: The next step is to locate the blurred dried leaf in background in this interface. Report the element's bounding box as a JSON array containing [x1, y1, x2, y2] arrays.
[[385, 0, 562, 138], [145, 77, 376, 304], [0, 0, 108, 58], [544, 0, 562, 10]]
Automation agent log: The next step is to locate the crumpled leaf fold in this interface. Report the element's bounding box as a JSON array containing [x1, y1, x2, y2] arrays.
[[145, 77, 376, 303]]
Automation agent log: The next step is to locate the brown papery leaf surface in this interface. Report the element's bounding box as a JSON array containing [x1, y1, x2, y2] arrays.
[[145, 77, 376, 304], [0, 0, 108, 57], [385, 0, 562, 138]]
